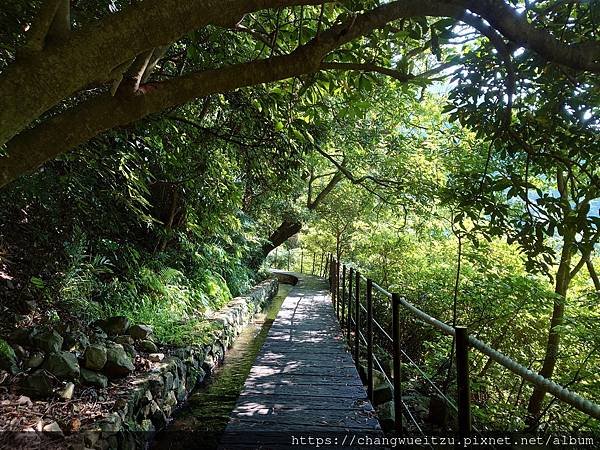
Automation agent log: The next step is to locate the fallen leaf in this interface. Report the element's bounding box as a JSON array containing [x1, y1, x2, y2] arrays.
[[68, 418, 81, 434], [17, 395, 33, 406]]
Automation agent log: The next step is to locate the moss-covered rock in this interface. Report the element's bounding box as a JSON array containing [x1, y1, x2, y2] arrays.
[[128, 324, 153, 340], [81, 368, 109, 388], [21, 369, 53, 398], [96, 316, 130, 336], [26, 351, 45, 369], [42, 351, 80, 380], [31, 329, 63, 354], [104, 344, 135, 377], [139, 339, 158, 352], [63, 330, 90, 352], [0, 338, 18, 373], [376, 400, 395, 432], [84, 344, 107, 371]]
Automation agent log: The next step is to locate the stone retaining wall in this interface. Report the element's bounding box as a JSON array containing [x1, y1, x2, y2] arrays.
[[72, 278, 279, 450]]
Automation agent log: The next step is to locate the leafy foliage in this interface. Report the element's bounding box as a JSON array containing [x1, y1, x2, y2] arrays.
[[0, 0, 598, 433]]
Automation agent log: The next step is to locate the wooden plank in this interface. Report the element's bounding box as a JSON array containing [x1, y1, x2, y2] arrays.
[[230, 410, 378, 427], [233, 396, 374, 412], [225, 420, 378, 432], [249, 364, 356, 378], [232, 407, 375, 419], [248, 371, 362, 386], [254, 354, 350, 362], [227, 414, 380, 430], [241, 383, 366, 398], [257, 344, 348, 352], [250, 357, 356, 370]]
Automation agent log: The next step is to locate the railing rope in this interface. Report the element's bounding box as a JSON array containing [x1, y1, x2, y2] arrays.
[[396, 291, 600, 421]]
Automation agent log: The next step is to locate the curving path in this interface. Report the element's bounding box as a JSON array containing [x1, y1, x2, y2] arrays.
[[220, 273, 380, 449]]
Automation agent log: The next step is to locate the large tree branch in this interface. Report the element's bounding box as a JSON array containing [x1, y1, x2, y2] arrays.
[[2, 0, 599, 154], [308, 171, 344, 210], [570, 255, 588, 280], [0, 0, 463, 188], [21, 0, 70, 53], [462, 0, 600, 71], [260, 219, 303, 258], [113, 50, 154, 95], [0, 0, 330, 148], [142, 46, 170, 84]]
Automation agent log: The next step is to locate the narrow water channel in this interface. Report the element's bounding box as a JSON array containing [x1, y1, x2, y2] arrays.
[[151, 282, 294, 450]]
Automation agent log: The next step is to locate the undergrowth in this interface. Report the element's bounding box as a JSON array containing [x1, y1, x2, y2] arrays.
[[29, 230, 257, 347]]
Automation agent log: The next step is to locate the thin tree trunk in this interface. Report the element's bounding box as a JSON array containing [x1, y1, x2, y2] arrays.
[[526, 228, 574, 427], [587, 260, 600, 291]]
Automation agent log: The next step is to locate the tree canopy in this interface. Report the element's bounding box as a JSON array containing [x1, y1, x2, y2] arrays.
[[0, 0, 599, 186], [0, 0, 598, 435]]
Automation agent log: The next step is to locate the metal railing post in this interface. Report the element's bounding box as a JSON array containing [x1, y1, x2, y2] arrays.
[[332, 259, 337, 315], [455, 326, 472, 437], [287, 249, 290, 271], [300, 250, 304, 274], [341, 265, 346, 326], [347, 267, 354, 342], [332, 257, 336, 306], [330, 257, 335, 304], [392, 293, 403, 434], [366, 279, 374, 400], [336, 260, 341, 319], [320, 253, 324, 277], [354, 270, 360, 364], [312, 252, 316, 275]]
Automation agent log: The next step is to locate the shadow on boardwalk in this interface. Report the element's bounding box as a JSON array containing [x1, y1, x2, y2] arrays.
[[220, 274, 380, 449]]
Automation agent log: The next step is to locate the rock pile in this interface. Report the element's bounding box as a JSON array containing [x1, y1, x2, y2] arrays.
[[0, 277, 280, 449], [0, 316, 162, 400]]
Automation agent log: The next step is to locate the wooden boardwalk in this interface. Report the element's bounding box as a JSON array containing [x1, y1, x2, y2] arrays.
[[220, 274, 380, 448]]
